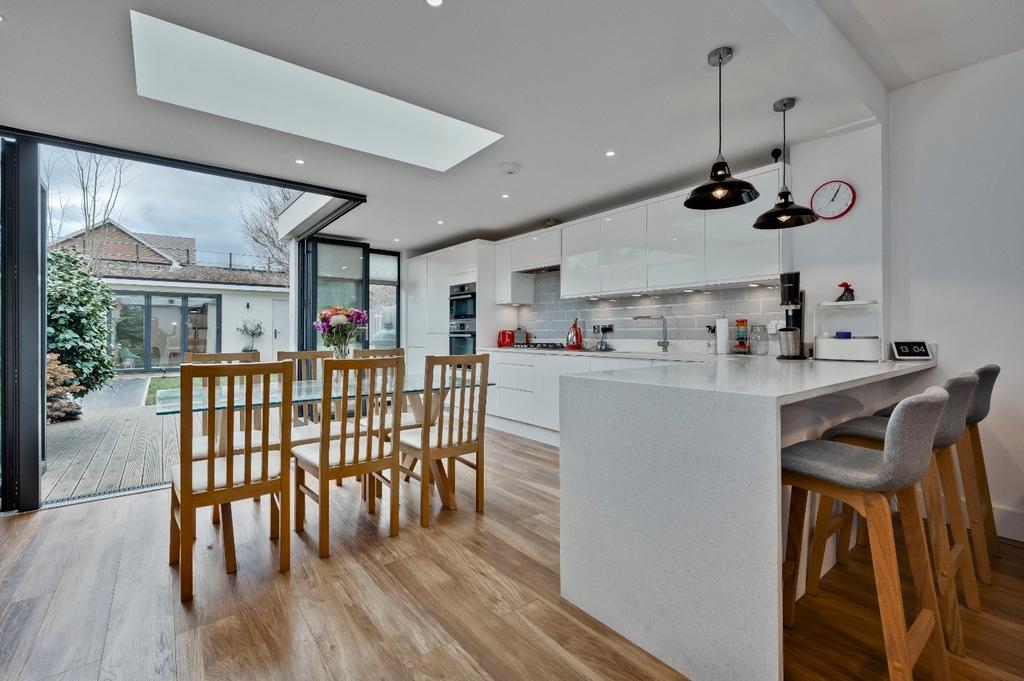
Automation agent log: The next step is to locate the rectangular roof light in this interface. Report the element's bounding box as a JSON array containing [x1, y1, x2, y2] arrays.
[[130, 11, 502, 171]]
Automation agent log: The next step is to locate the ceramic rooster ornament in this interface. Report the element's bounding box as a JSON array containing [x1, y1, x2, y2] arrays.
[[835, 281, 855, 302]]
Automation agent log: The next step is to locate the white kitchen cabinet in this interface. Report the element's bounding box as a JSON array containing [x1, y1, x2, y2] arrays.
[[406, 346, 427, 377], [405, 256, 429, 347], [509, 228, 560, 272], [532, 354, 591, 430], [496, 363, 534, 392], [427, 332, 450, 357], [496, 387, 534, 424], [704, 168, 782, 283], [561, 219, 600, 298], [426, 251, 452, 334], [450, 269, 476, 286], [599, 205, 647, 293], [588, 357, 652, 371], [646, 193, 705, 289], [494, 241, 535, 305]]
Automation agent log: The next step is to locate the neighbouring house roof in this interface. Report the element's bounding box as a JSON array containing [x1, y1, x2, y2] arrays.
[[53, 219, 196, 265], [94, 260, 288, 287]]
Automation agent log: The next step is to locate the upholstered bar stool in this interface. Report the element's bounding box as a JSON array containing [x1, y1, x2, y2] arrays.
[[782, 388, 951, 681], [878, 365, 1002, 582], [810, 374, 980, 656]]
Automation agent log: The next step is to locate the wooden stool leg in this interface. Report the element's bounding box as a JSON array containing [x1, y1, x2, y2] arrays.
[[221, 503, 237, 574], [805, 494, 837, 596], [169, 487, 181, 565], [294, 466, 306, 533], [921, 460, 966, 656], [935, 446, 982, 610], [895, 486, 952, 681], [180, 505, 195, 602], [836, 505, 855, 565], [857, 512, 869, 546], [783, 487, 809, 628], [955, 432, 992, 583], [318, 475, 330, 559], [863, 493, 914, 681], [969, 424, 1001, 558]]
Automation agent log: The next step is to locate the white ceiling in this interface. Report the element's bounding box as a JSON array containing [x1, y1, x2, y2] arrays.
[[815, 0, 1024, 90], [0, 1, 888, 253]]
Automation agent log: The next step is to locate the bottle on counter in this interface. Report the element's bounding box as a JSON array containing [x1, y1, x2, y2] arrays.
[[750, 325, 770, 355]]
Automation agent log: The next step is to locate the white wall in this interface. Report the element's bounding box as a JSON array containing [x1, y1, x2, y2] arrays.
[[890, 48, 1024, 539], [790, 123, 885, 334], [109, 280, 290, 362]]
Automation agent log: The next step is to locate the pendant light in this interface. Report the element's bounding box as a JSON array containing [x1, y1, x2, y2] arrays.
[[685, 47, 759, 210], [753, 97, 818, 229]]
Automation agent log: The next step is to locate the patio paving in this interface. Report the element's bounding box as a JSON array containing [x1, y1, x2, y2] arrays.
[[42, 377, 181, 505]]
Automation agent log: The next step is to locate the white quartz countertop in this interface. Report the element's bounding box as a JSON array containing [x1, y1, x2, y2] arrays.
[[482, 347, 725, 362], [564, 355, 937, 405]]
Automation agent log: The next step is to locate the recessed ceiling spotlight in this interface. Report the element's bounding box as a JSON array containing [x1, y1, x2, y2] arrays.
[[436, 220, 444, 225], [589, 297, 599, 302], [393, 238, 400, 242], [683, 289, 695, 293], [501, 193, 510, 199], [426, 0, 443, 7], [605, 150, 616, 157], [0, 15, 7, 22], [748, 283, 759, 287], [294, 158, 305, 164], [604, 217, 611, 222], [631, 293, 642, 297]]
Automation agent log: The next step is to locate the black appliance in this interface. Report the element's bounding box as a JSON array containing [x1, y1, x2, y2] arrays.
[[449, 320, 476, 355], [449, 283, 476, 320], [778, 271, 806, 360]]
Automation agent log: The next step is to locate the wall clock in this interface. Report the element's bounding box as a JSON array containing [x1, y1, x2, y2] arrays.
[[810, 180, 856, 220]]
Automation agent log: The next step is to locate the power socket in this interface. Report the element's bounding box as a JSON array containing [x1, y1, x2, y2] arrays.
[[593, 325, 600, 334], [767, 319, 784, 334]]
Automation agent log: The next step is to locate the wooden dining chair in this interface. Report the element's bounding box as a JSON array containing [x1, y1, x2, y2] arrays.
[[291, 356, 405, 557], [397, 354, 489, 528], [181, 351, 262, 456], [277, 350, 332, 425], [169, 360, 292, 601], [352, 348, 419, 434]]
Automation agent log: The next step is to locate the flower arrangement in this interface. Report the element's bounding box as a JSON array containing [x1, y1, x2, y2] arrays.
[[314, 305, 368, 357]]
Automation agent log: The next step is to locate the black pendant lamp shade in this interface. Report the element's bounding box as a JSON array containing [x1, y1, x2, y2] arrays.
[[753, 98, 818, 230], [685, 47, 759, 210]]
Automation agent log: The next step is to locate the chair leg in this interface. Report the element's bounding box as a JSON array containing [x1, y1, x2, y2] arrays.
[[955, 433, 992, 584], [389, 461, 400, 538], [404, 455, 417, 482], [895, 486, 951, 681], [969, 424, 1000, 558], [420, 456, 432, 528], [475, 448, 484, 514], [921, 459, 966, 656], [783, 486, 809, 628], [180, 505, 195, 602], [294, 466, 306, 533], [806, 494, 837, 596], [212, 503, 220, 525], [935, 446, 982, 610], [221, 503, 237, 574], [280, 467, 290, 572], [863, 493, 914, 681], [367, 472, 377, 515], [169, 487, 181, 565], [857, 513, 869, 546], [269, 491, 280, 540], [319, 475, 330, 559], [836, 505, 855, 565]]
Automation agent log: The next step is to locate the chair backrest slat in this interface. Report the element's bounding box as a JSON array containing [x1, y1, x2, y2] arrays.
[[183, 351, 261, 438], [278, 350, 332, 425]]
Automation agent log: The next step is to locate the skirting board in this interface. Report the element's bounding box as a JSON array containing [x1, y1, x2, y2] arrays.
[[485, 414, 560, 447]]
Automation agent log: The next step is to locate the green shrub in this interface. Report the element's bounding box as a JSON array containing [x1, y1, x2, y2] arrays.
[[46, 248, 116, 393]]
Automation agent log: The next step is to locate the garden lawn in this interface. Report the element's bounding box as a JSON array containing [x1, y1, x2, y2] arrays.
[[145, 376, 180, 405]]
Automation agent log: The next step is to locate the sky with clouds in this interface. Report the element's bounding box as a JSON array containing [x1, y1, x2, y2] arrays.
[[41, 144, 281, 267]]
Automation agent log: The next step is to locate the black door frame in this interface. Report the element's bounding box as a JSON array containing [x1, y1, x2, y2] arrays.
[[1, 138, 45, 512], [0, 124, 365, 511], [109, 291, 224, 372], [297, 236, 401, 351]]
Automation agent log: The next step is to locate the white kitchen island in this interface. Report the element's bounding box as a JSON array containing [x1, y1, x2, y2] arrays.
[[558, 355, 937, 681]]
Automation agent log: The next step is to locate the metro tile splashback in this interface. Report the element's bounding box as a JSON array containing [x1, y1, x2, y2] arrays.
[[515, 272, 784, 341]]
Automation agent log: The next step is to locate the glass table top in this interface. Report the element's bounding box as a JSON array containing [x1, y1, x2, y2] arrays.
[[154, 375, 493, 415]]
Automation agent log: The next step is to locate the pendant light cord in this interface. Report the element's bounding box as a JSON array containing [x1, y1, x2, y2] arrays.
[[717, 57, 723, 156], [781, 107, 787, 187]]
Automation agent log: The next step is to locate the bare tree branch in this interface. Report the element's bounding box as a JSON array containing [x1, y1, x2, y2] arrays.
[[41, 152, 70, 242], [239, 185, 293, 273], [65, 151, 133, 261]]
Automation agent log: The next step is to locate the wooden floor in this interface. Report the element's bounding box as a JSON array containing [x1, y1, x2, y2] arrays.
[[1, 429, 1022, 681], [42, 405, 178, 504]]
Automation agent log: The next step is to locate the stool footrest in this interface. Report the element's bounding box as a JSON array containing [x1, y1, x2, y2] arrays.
[[907, 609, 936, 667]]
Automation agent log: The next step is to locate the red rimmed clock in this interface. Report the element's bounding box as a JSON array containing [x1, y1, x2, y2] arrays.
[[810, 180, 856, 220]]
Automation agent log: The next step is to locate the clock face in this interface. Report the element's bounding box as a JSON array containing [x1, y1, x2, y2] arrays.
[[810, 180, 856, 220]]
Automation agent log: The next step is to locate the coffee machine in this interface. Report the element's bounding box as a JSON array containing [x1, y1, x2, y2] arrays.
[[778, 271, 807, 360]]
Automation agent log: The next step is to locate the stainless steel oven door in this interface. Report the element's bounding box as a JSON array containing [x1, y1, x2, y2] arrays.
[[449, 333, 476, 355], [449, 293, 476, 320]]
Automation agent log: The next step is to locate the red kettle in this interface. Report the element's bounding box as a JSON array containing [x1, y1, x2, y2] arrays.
[[565, 318, 584, 351]]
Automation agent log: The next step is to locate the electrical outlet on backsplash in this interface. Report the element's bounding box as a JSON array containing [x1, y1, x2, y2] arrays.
[[514, 271, 784, 342]]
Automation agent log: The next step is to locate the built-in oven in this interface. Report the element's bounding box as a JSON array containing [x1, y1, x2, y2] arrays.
[[449, 320, 476, 355], [449, 283, 476, 320]]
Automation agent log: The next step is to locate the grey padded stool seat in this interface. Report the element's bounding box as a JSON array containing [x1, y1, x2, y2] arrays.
[[810, 374, 981, 657], [782, 388, 951, 681]]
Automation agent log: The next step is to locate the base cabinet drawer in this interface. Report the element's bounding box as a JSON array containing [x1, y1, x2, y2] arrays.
[[496, 387, 534, 423], [497, 363, 534, 392]]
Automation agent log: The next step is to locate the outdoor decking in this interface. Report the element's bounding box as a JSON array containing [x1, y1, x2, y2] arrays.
[[43, 377, 179, 505]]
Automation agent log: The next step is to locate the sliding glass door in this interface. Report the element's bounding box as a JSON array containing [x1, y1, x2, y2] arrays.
[[298, 237, 400, 350], [111, 292, 222, 371]]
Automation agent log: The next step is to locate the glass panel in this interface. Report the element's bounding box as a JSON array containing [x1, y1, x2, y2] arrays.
[[369, 252, 398, 349], [151, 296, 183, 368], [111, 294, 146, 369], [315, 243, 365, 349], [185, 296, 218, 355]]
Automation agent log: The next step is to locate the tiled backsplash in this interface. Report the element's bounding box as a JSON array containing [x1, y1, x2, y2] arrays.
[[516, 271, 785, 342]]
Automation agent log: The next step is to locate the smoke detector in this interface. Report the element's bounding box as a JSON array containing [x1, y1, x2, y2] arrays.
[[499, 161, 522, 175]]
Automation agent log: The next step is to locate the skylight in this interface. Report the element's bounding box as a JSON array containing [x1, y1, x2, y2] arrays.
[[129, 11, 503, 171]]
